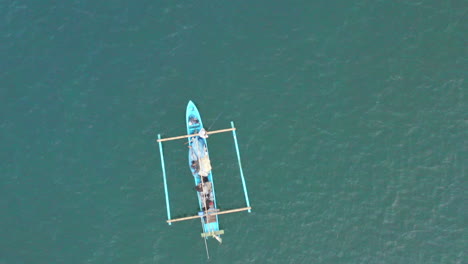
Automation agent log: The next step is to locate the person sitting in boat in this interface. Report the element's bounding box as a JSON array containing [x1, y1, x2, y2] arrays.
[[189, 117, 199, 126], [201, 176, 208, 183], [195, 183, 203, 192], [191, 160, 199, 173]]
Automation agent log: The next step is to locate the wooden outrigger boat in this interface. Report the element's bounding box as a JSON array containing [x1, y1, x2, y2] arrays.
[[157, 101, 251, 258]]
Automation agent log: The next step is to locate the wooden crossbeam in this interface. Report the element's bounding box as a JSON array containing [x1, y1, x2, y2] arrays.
[[157, 128, 236, 142], [201, 230, 224, 238], [166, 206, 251, 223]]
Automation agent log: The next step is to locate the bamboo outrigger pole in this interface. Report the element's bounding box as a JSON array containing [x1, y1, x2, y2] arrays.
[[231, 121, 251, 212], [156, 128, 236, 142], [167, 207, 252, 223], [157, 134, 172, 225]]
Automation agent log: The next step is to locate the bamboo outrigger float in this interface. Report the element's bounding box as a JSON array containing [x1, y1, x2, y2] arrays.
[[156, 101, 251, 258]]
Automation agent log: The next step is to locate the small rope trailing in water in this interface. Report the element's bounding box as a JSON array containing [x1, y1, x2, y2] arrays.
[[201, 222, 210, 259], [203, 231, 210, 259], [207, 111, 224, 131]]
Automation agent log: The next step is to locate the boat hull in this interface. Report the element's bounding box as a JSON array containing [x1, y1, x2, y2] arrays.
[[186, 101, 220, 235]]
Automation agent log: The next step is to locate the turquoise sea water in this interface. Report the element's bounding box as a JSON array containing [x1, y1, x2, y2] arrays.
[[1, 1, 466, 263]]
